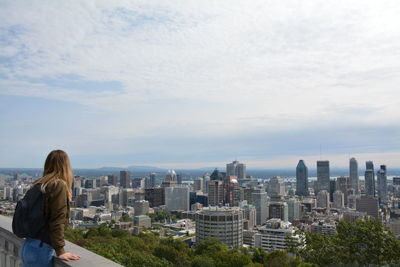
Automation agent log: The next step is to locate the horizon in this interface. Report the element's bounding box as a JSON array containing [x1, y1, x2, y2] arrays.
[[1, 1, 400, 168]]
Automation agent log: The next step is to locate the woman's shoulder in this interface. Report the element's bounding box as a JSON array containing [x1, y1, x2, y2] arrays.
[[45, 180, 68, 194]]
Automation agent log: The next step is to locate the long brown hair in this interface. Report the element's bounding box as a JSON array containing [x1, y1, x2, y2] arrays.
[[33, 150, 73, 200]]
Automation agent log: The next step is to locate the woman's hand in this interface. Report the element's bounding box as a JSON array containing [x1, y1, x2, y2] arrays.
[[59, 252, 81, 261]]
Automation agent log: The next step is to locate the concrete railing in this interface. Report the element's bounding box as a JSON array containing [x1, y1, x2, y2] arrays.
[[0, 215, 122, 267]]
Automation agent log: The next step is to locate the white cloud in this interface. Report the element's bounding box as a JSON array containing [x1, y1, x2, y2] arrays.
[[1, 0, 400, 167]]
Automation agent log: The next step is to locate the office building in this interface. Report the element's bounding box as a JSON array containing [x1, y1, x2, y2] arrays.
[[202, 174, 210, 194], [296, 160, 308, 196], [134, 200, 150, 216], [195, 206, 244, 248], [165, 186, 190, 211], [268, 176, 285, 197], [349, 158, 359, 194], [268, 201, 288, 222], [194, 177, 203, 192], [226, 160, 246, 179], [132, 178, 145, 189], [149, 173, 157, 188], [336, 177, 349, 206], [252, 189, 268, 225], [356, 196, 379, 218], [316, 190, 329, 208], [241, 204, 257, 230], [144, 188, 165, 207], [365, 161, 375, 197], [333, 191, 344, 209], [161, 170, 178, 188], [107, 174, 118, 186], [120, 170, 131, 189], [317, 161, 330, 192], [377, 165, 388, 205], [287, 198, 301, 222], [208, 180, 224, 206], [254, 219, 299, 252]]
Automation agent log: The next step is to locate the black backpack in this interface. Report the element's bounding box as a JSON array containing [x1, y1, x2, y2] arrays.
[[12, 183, 47, 238]]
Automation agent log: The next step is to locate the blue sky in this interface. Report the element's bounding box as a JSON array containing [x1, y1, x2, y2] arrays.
[[1, 1, 400, 168]]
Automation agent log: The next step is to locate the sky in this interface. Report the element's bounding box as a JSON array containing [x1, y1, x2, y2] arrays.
[[1, 0, 400, 169]]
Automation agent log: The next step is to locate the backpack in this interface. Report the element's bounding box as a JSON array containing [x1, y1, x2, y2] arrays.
[[12, 183, 47, 239]]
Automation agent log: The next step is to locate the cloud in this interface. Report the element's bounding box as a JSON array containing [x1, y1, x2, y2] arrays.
[[1, 1, 400, 167]]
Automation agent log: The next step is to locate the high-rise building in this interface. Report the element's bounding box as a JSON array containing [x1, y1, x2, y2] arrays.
[[377, 165, 388, 205], [336, 177, 349, 206], [254, 219, 299, 252], [316, 190, 329, 208], [134, 200, 150, 216], [161, 170, 178, 188], [225, 176, 240, 206], [194, 177, 203, 192], [287, 198, 301, 222], [241, 204, 257, 230], [268, 176, 285, 197], [210, 168, 226, 181], [149, 172, 157, 188], [356, 196, 379, 218], [329, 179, 336, 202], [333, 190, 344, 209], [132, 178, 145, 189], [317, 161, 330, 192], [296, 160, 308, 196], [268, 201, 288, 222], [195, 206, 244, 248], [252, 189, 268, 226], [107, 174, 118, 186], [208, 180, 224, 206], [177, 174, 183, 185], [165, 186, 190, 211], [365, 161, 375, 197], [226, 160, 246, 179], [349, 158, 359, 194], [202, 173, 210, 194], [120, 170, 131, 189], [144, 188, 165, 207]]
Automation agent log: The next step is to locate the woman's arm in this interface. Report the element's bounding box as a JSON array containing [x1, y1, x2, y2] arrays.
[[46, 181, 68, 256]]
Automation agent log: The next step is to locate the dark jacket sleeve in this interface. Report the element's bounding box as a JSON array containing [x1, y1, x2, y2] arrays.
[[46, 181, 69, 256]]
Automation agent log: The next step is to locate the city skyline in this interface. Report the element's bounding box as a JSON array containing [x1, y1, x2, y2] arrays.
[[1, 1, 400, 168]]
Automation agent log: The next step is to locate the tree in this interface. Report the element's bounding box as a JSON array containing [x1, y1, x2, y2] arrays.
[[294, 218, 400, 266]]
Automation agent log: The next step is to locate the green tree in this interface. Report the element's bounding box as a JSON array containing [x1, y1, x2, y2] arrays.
[[294, 218, 400, 266]]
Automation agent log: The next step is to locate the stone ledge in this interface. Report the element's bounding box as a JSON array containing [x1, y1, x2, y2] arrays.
[[0, 215, 122, 267]]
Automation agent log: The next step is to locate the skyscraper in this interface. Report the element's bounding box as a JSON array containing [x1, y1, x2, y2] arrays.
[[336, 176, 349, 206], [365, 161, 375, 197], [296, 160, 308, 196], [316, 190, 329, 208], [268, 176, 285, 197], [161, 170, 178, 188], [196, 207, 243, 248], [120, 170, 131, 189], [149, 172, 156, 188], [333, 190, 344, 209], [317, 161, 330, 192], [377, 165, 388, 205], [252, 189, 268, 226], [226, 160, 246, 179], [208, 180, 224, 206], [349, 158, 359, 194], [165, 186, 190, 211]]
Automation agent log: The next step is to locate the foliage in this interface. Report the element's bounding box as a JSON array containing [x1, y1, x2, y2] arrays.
[[65, 218, 400, 267], [119, 215, 133, 222], [148, 210, 177, 222], [293, 218, 400, 266]]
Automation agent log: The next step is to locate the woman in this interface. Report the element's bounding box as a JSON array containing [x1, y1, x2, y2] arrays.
[[20, 150, 80, 266]]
